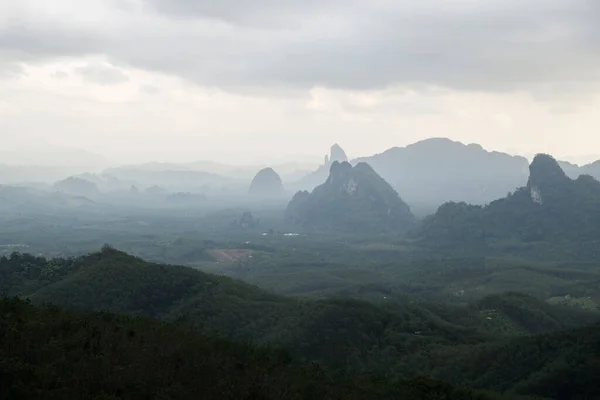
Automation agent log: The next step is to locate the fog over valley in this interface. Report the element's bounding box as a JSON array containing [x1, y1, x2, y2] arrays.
[[2, 1, 600, 399]]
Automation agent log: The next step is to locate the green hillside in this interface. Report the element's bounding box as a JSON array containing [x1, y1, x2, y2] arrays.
[[2, 297, 511, 400], [2, 248, 600, 399]]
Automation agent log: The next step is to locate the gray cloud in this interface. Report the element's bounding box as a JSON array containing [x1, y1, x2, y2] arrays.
[[1, 0, 599, 93], [0, 60, 24, 79], [51, 70, 69, 79], [139, 84, 161, 94], [75, 63, 129, 85]]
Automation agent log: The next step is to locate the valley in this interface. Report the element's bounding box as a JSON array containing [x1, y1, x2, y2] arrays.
[[2, 140, 600, 399]]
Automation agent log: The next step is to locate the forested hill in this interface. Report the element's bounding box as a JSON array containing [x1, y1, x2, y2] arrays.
[[418, 153, 600, 256], [1, 296, 505, 400], [2, 247, 600, 399]]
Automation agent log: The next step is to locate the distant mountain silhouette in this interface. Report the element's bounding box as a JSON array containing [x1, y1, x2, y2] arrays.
[[101, 167, 230, 194], [353, 138, 531, 211], [53, 177, 101, 198], [294, 144, 350, 191], [286, 161, 415, 233], [248, 168, 284, 196], [419, 154, 600, 246], [76, 173, 136, 192], [0, 185, 95, 214]]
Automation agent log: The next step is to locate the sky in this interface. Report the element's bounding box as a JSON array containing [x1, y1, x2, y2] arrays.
[[1, 0, 599, 165]]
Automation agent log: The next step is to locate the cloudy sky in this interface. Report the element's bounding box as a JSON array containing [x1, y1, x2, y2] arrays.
[[1, 0, 599, 165]]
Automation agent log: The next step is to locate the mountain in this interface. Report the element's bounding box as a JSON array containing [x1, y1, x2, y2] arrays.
[[581, 160, 600, 180], [248, 168, 284, 196], [101, 167, 231, 193], [293, 144, 350, 191], [353, 138, 531, 211], [328, 143, 348, 164], [419, 154, 600, 252], [76, 172, 136, 192], [53, 177, 101, 198], [109, 159, 319, 183], [286, 161, 415, 233], [0, 185, 96, 214]]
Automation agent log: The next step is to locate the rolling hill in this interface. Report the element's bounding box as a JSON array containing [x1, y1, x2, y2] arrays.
[[1, 247, 599, 400]]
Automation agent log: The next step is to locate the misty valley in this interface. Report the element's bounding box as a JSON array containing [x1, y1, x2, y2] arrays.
[[2, 139, 600, 399]]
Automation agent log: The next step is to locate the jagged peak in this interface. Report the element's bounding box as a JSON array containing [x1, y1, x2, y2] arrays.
[[527, 153, 568, 187], [330, 143, 348, 163], [353, 162, 376, 174], [329, 160, 352, 174]]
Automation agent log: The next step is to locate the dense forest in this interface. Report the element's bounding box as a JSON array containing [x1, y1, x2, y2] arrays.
[[2, 247, 600, 399], [2, 297, 510, 400]]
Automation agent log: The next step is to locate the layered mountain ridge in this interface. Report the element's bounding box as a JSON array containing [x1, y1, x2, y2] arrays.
[[419, 153, 600, 250]]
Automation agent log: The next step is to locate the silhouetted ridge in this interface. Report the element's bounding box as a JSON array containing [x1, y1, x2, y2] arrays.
[[330, 143, 348, 163], [295, 144, 349, 191], [327, 161, 353, 185], [286, 162, 414, 233], [53, 176, 100, 197], [249, 167, 284, 196], [527, 154, 568, 188], [351, 138, 531, 210], [419, 153, 600, 251]]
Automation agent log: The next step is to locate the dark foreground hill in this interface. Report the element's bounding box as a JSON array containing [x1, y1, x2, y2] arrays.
[[1, 247, 599, 399], [286, 161, 415, 233], [1, 296, 506, 400]]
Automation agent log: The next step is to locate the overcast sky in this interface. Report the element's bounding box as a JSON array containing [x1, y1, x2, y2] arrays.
[[1, 0, 599, 165]]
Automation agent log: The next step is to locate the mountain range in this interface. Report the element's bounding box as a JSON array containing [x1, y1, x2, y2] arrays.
[[6, 138, 600, 213], [419, 153, 600, 256], [287, 139, 600, 214]]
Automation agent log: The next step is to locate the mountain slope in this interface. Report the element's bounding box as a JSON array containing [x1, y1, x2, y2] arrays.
[[419, 154, 600, 253], [1, 297, 511, 400], [416, 323, 600, 399], [353, 138, 530, 210], [248, 167, 285, 196], [286, 162, 415, 233], [293, 144, 349, 191]]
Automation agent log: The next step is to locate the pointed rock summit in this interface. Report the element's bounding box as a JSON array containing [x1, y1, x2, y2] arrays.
[[527, 154, 568, 188], [329, 143, 348, 163], [419, 152, 600, 246], [249, 167, 284, 196], [294, 144, 349, 191], [286, 161, 414, 233]]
